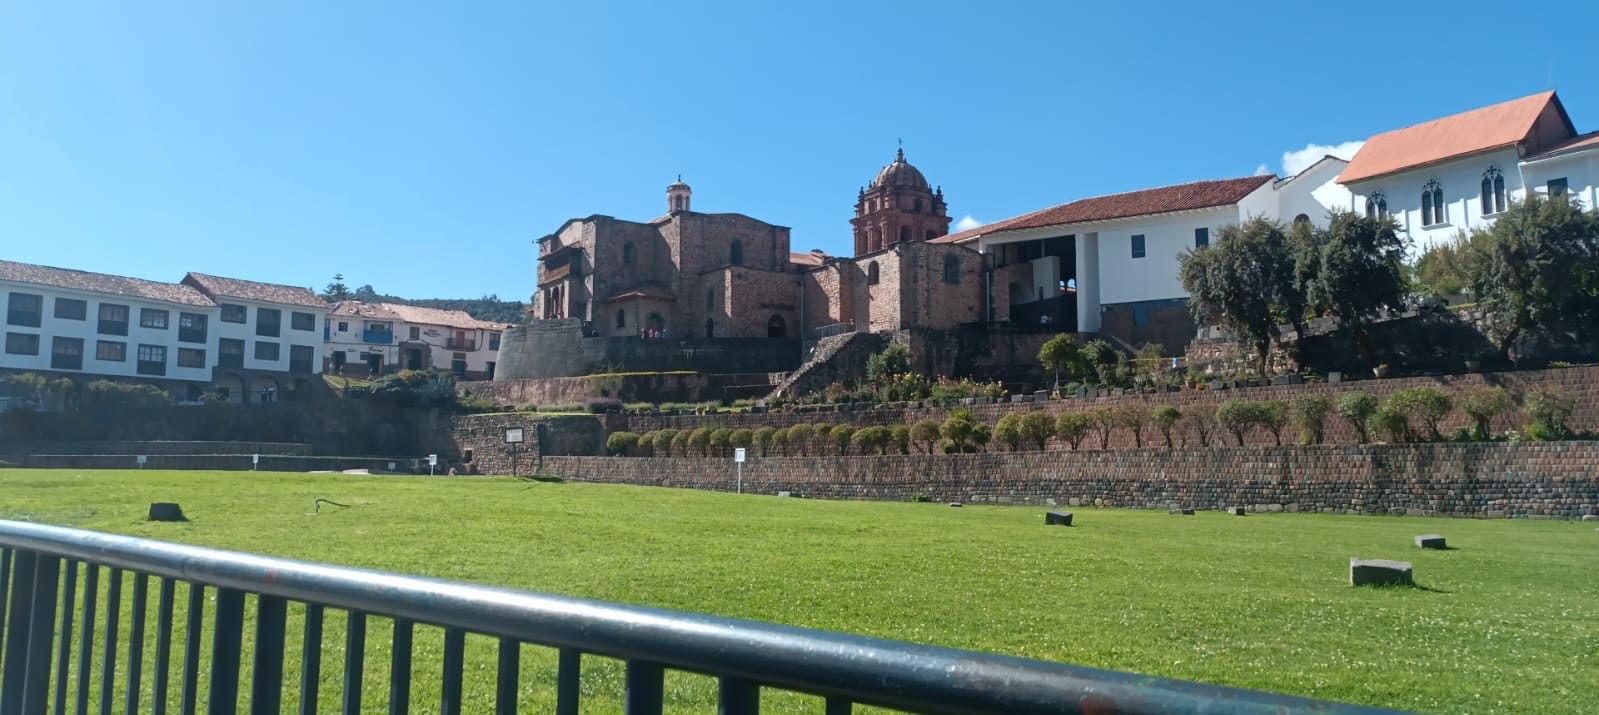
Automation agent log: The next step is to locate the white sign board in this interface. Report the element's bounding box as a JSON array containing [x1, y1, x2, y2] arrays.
[[136, 455, 147, 465], [427, 454, 438, 466], [252, 454, 260, 465], [734, 448, 746, 463], [505, 428, 525, 444]]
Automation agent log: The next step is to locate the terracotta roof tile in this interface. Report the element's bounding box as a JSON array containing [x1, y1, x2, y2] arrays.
[[1338, 91, 1567, 184], [182, 273, 327, 309], [379, 303, 506, 330], [931, 174, 1274, 244], [0, 260, 215, 307]]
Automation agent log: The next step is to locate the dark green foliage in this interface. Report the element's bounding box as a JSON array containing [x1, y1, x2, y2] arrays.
[[940, 409, 980, 453], [1215, 400, 1259, 446], [1524, 388, 1576, 441], [865, 344, 912, 385], [1383, 387, 1453, 441], [1291, 394, 1330, 445], [829, 424, 855, 455], [1055, 412, 1093, 450], [369, 369, 457, 408], [1458, 387, 1513, 441], [1037, 334, 1087, 388], [606, 431, 640, 456], [1019, 412, 1056, 451], [1467, 196, 1599, 359], [889, 424, 911, 454], [1299, 211, 1408, 367], [1151, 405, 1182, 447], [1335, 392, 1379, 444], [1179, 218, 1300, 376], [992, 413, 1024, 451], [1411, 233, 1480, 298]]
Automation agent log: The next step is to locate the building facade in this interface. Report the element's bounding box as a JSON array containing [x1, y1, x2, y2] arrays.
[[325, 301, 506, 380], [851, 149, 952, 255]]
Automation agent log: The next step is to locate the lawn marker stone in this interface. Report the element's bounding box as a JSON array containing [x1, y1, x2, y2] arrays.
[[948, 502, 963, 508], [148, 503, 187, 522], [1349, 558, 1414, 587], [1169, 508, 1194, 516], [1045, 510, 1073, 526], [1581, 514, 1598, 522], [1414, 534, 1447, 549], [1229, 506, 1246, 516]]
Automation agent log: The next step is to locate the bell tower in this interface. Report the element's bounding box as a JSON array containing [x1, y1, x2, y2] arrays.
[[666, 176, 692, 214], [850, 148, 950, 256]]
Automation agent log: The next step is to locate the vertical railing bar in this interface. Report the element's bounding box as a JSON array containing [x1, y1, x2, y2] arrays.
[[493, 639, 518, 715], [74, 565, 98, 715], [623, 660, 664, 715], [386, 619, 412, 715], [0, 550, 37, 715], [53, 560, 79, 715], [20, 555, 62, 715], [0, 548, 10, 681], [179, 583, 204, 715], [152, 578, 176, 715], [296, 605, 323, 715], [98, 568, 122, 715], [438, 628, 464, 715], [248, 595, 286, 715], [554, 649, 580, 715], [717, 677, 760, 715], [340, 612, 365, 715], [206, 588, 245, 715], [824, 697, 852, 715], [125, 573, 149, 715]]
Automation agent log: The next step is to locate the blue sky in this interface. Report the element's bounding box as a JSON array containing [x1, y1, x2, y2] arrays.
[[3, 1, 1596, 301]]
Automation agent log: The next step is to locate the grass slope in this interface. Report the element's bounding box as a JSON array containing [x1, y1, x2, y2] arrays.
[[0, 469, 1594, 714]]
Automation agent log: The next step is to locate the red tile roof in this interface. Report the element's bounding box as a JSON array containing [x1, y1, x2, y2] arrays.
[[1526, 130, 1599, 160], [0, 260, 214, 307], [380, 303, 506, 330], [182, 273, 327, 309], [930, 174, 1274, 244], [1338, 91, 1570, 184]]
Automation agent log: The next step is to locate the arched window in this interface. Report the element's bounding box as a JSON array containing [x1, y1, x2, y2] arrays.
[[1293, 214, 1310, 225], [730, 240, 743, 266], [867, 261, 880, 285], [1365, 193, 1388, 220], [674, 195, 684, 212], [942, 255, 961, 284], [622, 242, 635, 265], [766, 315, 786, 338], [646, 313, 664, 331], [1481, 167, 1506, 215], [1422, 180, 1444, 225], [615, 309, 626, 329], [899, 226, 912, 244]]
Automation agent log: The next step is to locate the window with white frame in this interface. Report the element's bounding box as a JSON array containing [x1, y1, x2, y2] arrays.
[[1480, 167, 1506, 215], [1421, 180, 1445, 226]]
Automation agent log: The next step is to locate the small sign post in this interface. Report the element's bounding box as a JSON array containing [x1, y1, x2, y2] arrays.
[[252, 454, 260, 471], [427, 454, 438, 477], [734, 447, 746, 494], [136, 455, 147, 469], [505, 427, 525, 477]]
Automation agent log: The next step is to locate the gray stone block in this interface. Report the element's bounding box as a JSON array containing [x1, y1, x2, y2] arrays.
[[148, 503, 187, 522], [1045, 510, 1073, 526], [1350, 558, 1414, 587], [1229, 506, 1246, 516], [1414, 534, 1447, 549], [1169, 508, 1195, 515], [1581, 514, 1598, 522], [948, 502, 963, 508]]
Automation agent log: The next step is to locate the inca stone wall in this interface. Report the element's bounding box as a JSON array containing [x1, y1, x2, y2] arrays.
[[540, 442, 1599, 519]]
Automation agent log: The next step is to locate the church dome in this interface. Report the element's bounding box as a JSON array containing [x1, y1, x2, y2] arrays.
[[873, 148, 929, 190]]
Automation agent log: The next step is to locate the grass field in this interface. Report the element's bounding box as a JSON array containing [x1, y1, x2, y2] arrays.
[[1, 469, 1595, 714]]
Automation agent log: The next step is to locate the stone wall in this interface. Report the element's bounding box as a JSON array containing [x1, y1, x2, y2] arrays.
[[13, 454, 425, 472], [444, 413, 609, 474], [622, 364, 1599, 449], [494, 321, 801, 380], [540, 442, 1599, 519], [20, 440, 310, 456], [461, 372, 776, 407]]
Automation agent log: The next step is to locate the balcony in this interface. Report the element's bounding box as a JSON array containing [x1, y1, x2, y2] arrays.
[[540, 262, 571, 284], [446, 338, 477, 351], [362, 329, 393, 344]]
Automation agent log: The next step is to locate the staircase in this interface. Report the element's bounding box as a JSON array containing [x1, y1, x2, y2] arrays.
[[768, 331, 888, 400]]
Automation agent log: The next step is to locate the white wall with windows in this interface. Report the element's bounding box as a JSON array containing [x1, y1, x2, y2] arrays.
[[324, 316, 400, 374], [1342, 147, 1527, 251], [1520, 148, 1599, 211], [208, 297, 326, 375], [2, 283, 216, 383]]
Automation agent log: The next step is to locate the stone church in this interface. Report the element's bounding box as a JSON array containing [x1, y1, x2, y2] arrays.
[[529, 151, 987, 345]]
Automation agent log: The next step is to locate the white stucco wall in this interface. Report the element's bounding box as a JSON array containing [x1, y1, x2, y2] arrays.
[[1093, 207, 1233, 306], [1521, 149, 1599, 211], [1274, 160, 1352, 228], [209, 297, 326, 374], [1342, 147, 1527, 251], [2, 283, 217, 383]]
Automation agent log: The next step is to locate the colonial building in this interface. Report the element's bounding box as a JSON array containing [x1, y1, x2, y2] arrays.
[[1, 260, 327, 405], [852, 148, 952, 255], [1338, 91, 1599, 250], [325, 301, 506, 380]]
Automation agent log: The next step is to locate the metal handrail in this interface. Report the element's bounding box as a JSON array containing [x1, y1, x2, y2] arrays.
[[0, 519, 1409, 714]]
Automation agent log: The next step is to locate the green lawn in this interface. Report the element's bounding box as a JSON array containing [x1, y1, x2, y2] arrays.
[[1, 469, 1594, 714]]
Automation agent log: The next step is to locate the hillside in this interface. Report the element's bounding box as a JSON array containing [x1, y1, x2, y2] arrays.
[[322, 279, 528, 324]]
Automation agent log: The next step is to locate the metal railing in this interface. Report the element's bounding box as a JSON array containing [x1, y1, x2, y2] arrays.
[[0, 520, 1408, 715]]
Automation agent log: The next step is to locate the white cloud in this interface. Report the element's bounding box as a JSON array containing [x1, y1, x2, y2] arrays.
[[1254, 163, 1271, 176], [1280, 140, 1365, 176], [954, 214, 982, 231]]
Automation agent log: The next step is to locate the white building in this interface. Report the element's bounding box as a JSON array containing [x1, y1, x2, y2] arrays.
[[2, 261, 329, 405], [1338, 91, 1599, 251], [324, 301, 506, 380], [932, 160, 1349, 352]]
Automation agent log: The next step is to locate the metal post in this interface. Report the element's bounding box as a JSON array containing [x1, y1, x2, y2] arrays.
[[737, 462, 743, 494]]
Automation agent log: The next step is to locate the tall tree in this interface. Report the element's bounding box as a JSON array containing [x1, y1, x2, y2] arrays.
[[1179, 217, 1298, 376], [323, 273, 351, 301], [1467, 195, 1599, 359], [1036, 333, 1084, 389], [1300, 211, 1407, 367]]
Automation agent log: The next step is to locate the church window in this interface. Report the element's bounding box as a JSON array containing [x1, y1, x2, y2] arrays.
[[942, 255, 960, 284], [1131, 234, 1146, 259], [1293, 214, 1310, 226], [1547, 177, 1568, 198], [730, 240, 744, 266], [674, 195, 685, 212], [623, 242, 635, 265], [1481, 168, 1506, 214], [616, 309, 626, 329], [867, 261, 880, 285], [1364, 193, 1388, 220], [1421, 180, 1445, 226], [899, 226, 911, 243], [1194, 227, 1209, 248]]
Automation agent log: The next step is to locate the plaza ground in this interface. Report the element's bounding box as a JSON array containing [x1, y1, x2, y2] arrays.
[[1, 469, 1594, 714]]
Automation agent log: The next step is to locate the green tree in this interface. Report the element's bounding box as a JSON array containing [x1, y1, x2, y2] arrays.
[[1186, 404, 1218, 447], [1179, 218, 1300, 376], [910, 418, 942, 454], [1468, 195, 1599, 359], [940, 410, 979, 453], [889, 424, 911, 454], [730, 428, 754, 453], [1258, 400, 1289, 445], [1216, 400, 1257, 446], [1090, 407, 1118, 449], [322, 273, 351, 301], [770, 426, 789, 456], [865, 344, 912, 386], [1385, 387, 1453, 441], [688, 427, 712, 457], [605, 431, 640, 456], [1079, 340, 1119, 387], [829, 424, 856, 455], [1458, 386, 1512, 441], [1020, 412, 1056, 451], [1116, 405, 1148, 448], [1151, 405, 1182, 447], [851, 426, 891, 455], [709, 428, 733, 456], [1335, 392, 1378, 444], [1412, 232, 1479, 298], [1299, 211, 1408, 368], [1524, 388, 1575, 441], [1373, 403, 1410, 442], [992, 413, 1025, 451], [1055, 412, 1094, 450], [1132, 343, 1165, 388], [786, 424, 813, 455], [671, 430, 691, 456], [1037, 334, 1084, 389], [753, 426, 777, 456], [1291, 394, 1331, 445], [655, 428, 679, 457]]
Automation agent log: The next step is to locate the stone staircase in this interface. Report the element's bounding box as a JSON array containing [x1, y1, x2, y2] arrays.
[[768, 331, 888, 400]]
